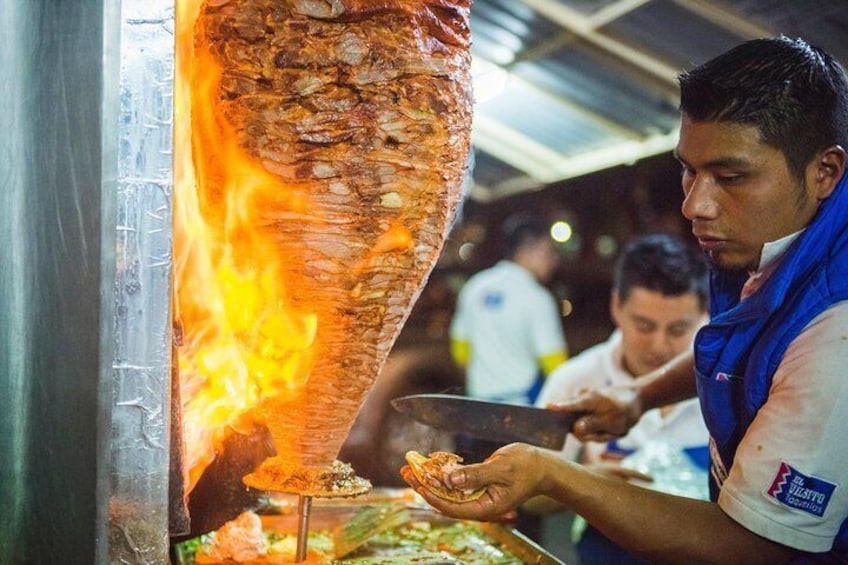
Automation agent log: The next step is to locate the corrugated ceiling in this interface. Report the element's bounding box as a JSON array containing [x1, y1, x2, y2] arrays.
[[468, 0, 848, 201]]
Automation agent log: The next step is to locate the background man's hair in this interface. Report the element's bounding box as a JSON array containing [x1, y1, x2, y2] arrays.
[[501, 213, 549, 259], [614, 233, 709, 311], [679, 36, 848, 181]]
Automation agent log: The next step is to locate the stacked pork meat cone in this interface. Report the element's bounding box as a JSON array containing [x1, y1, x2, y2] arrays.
[[191, 0, 473, 495]]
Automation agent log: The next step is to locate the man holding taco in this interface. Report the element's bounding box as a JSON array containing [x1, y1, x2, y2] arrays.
[[402, 36, 848, 563]]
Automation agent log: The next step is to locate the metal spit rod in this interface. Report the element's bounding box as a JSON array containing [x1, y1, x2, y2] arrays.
[[296, 494, 313, 562]]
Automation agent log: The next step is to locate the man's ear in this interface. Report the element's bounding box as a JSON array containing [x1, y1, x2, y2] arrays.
[[810, 145, 847, 200]]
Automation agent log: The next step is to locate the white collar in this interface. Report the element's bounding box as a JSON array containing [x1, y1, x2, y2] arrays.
[[740, 229, 804, 300], [607, 330, 632, 381], [755, 229, 804, 273]]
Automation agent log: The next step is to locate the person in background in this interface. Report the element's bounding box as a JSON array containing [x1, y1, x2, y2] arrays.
[[450, 213, 568, 407], [534, 233, 710, 564], [449, 212, 569, 542], [403, 36, 848, 563]]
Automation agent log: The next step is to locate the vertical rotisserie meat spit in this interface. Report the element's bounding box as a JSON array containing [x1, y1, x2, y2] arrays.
[[175, 0, 473, 508]]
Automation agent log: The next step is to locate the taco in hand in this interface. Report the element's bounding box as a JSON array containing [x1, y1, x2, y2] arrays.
[[405, 450, 486, 502]]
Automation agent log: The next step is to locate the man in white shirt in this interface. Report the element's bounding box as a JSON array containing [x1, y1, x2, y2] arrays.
[[403, 37, 848, 563], [536, 233, 709, 564], [450, 213, 568, 405]]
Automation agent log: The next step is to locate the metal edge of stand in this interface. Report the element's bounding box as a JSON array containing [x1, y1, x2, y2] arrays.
[[100, 0, 176, 562]]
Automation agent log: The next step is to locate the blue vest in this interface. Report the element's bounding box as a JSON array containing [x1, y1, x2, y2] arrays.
[[694, 172, 848, 562]]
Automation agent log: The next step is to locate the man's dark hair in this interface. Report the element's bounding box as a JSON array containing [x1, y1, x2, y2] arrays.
[[501, 213, 549, 259], [614, 233, 709, 311], [679, 36, 848, 181]]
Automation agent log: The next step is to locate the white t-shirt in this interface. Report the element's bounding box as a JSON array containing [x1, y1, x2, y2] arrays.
[[711, 232, 848, 553], [717, 301, 848, 553], [450, 261, 566, 403], [537, 330, 709, 467]]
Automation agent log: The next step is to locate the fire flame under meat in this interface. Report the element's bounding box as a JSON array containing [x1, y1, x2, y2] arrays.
[[174, 0, 473, 495]]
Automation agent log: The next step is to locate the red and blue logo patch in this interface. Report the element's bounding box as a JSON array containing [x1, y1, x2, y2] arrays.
[[767, 462, 836, 518]]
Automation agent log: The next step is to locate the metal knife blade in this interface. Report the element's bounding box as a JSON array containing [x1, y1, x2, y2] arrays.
[[390, 393, 576, 450]]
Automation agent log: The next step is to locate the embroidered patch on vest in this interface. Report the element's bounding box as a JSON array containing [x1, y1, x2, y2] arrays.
[[766, 462, 836, 518]]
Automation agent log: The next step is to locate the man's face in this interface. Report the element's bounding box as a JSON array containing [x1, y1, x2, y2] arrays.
[[527, 238, 560, 284], [612, 287, 706, 377], [675, 116, 822, 272]]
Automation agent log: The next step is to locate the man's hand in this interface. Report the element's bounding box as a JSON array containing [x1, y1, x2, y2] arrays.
[[548, 385, 643, 442], [400, 443, 548, 522]]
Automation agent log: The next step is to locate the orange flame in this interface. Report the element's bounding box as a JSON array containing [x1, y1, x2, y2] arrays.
[[174, 0, 318, 492]]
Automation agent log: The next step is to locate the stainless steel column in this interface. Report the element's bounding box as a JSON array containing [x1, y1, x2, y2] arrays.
[[0, 1, 109, 562]]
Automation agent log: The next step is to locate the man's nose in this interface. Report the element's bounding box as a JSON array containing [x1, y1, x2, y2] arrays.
[[649, 330, 675, 356], [681, 177, 718, 221]]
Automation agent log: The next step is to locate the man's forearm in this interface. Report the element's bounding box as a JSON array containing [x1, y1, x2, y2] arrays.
[[539, 453, 795, 564], [635, 350, 697, 412]]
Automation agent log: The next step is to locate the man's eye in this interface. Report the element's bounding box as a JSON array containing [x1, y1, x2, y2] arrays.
[[635, 322, 654, 333], [668, 326, 690, 338], [717, 174, 742, 184]]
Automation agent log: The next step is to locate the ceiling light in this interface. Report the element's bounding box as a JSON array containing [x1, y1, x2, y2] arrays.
[[550, 221, 573, 243]]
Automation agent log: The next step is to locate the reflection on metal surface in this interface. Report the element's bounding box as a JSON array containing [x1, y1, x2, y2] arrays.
[[0, 1, 107, 562], [0, 2, 29, 559]]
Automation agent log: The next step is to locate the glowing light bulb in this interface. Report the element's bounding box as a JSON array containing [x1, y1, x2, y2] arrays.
[[550, 221, 573, 243]]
